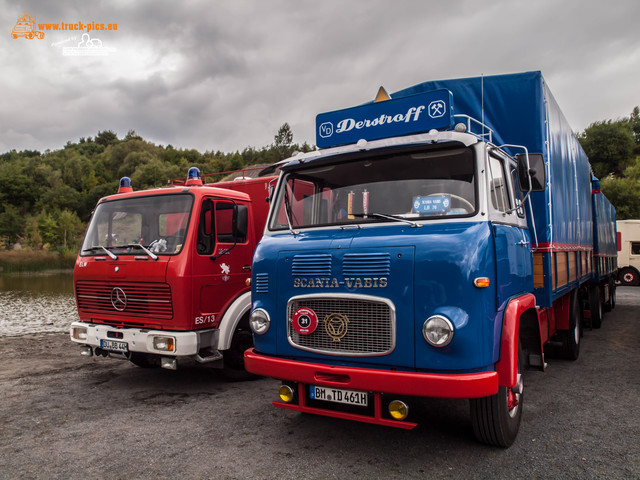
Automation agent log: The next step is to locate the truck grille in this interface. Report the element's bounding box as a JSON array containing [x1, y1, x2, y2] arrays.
[[75, 281, 173, 319], [287, 294, 395, 356]]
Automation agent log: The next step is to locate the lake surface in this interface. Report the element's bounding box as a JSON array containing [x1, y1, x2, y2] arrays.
[[0, 272, 78, 337]]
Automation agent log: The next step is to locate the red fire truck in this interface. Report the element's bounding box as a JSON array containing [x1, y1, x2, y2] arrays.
[[70, 166, 275, 373]]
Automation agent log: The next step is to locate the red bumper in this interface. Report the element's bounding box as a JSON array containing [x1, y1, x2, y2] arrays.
[[245, 349, 498, 429], [246, 347, 497, 393]]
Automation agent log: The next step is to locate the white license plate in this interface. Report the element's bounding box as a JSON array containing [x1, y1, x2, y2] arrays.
[[100, 339, 128, 353], [310, 386, 368, 407]]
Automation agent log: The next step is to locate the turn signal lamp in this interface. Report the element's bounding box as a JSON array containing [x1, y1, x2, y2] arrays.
[[186, 166, 203, 186], [153, 336, 175, 352], [388, 400, 409, 420], [71, 326, 88, 341], [279, 385, 295, 403], [118, 177, 133, 193], [474, 277, 490, 288]]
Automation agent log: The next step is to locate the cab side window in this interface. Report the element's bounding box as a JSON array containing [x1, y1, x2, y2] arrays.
[[489, 155, 512, 213], [197, 200, 215, 255]]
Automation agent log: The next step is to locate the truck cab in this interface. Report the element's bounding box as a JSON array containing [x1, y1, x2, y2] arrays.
[[70, 168, 274, 372]]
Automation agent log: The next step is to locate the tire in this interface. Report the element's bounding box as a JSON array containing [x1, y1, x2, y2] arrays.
[[619, 267, 640, 286], [604, 279, 615, 312], [128, 352, 160, 368], [610, 281, 616, 309], [588, 284, 602, 329], [470, 347, 524, 447], [220, 327, 257, 381], [559, 290, 581, 360]]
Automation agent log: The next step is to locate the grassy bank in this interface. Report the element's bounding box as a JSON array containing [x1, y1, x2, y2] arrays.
[[0, 250, 76, 273]]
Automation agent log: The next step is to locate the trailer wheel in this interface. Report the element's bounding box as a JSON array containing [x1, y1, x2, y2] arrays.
[[470, 346, 523, 447], [619, 267, 640, 286], [610, 281, 616, 309], [588, 284, 602, 329], [604, 279, 615, 312], [559, 290, 581, 360]]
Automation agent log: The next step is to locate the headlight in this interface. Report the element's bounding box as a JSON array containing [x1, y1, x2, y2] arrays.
[[422, 315, 454, 347], [152, 336, 175, 352], [71, 326, 88, 341], [250, 308, 270, 335]]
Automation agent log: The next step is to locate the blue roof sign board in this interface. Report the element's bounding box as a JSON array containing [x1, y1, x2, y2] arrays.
[[315, 89, 454, 148]]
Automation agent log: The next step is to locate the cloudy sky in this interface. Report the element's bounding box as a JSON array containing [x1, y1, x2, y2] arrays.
[[1, 0, 639, 154]]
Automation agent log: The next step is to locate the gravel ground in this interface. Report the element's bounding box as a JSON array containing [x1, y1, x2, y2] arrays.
[[0, 288, 638, 479]]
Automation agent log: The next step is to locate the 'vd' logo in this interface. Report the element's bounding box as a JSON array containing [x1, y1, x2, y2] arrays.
[[319, 122, 334, 138]]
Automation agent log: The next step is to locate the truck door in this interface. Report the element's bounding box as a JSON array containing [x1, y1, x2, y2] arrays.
[[488, 152, 533, 304], [192, 198, 253, 329]]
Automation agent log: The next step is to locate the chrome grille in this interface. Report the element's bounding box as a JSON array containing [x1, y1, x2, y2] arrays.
[[76, 281, 173, 319], [287, 294, 395, 356]]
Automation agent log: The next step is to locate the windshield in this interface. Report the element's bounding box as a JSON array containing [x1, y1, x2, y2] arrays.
[[269, 146, 476, 230], [81, 193, 193, 256]]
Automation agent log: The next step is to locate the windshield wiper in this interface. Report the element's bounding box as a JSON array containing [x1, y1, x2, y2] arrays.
[[352, 213, 422, 228], [82, 246, 118, 260], [126, 244, 158, 261]]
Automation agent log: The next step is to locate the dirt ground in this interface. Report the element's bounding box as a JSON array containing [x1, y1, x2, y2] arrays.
[[0, 288, 639, 479]]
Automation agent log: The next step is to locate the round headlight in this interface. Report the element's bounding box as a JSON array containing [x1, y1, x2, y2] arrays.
[[250, 308, 270, 335], [422, 315, 454, 347]]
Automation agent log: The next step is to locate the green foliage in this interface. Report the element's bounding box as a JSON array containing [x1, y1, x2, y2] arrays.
[[579, 119, 635, 178], [0, 125, 315, 256], [0, 205, 26, 244], [584, 106, 640, 220]]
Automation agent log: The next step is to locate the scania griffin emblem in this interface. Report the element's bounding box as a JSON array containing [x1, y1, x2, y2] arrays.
[[324, 313, 349, 342], [110, 287, 127, 311]]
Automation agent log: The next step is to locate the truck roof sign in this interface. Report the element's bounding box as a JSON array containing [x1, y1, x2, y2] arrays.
[[315, 89, 454, 149]]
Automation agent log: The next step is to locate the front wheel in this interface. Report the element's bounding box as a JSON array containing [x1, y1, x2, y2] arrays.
[[470, 348, 523, 447], [220, 326, 257, 380]]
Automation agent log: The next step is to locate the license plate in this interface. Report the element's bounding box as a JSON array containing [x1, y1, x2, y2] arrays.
[[100, 339, 128, 353], [310, 386, 368, 407]]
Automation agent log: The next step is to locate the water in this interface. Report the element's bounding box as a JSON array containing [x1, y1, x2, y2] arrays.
[[0, 272, 78, 337]]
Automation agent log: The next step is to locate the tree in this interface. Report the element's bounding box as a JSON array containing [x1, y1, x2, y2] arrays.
[[274, 123, 294, 160], [95, 130, 118, 147], [579, 120, 635, 178], [0, 205, 26, 245], [629, 106, 640, 153]]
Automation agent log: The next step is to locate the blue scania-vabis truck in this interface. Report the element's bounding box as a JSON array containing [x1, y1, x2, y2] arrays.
[[244, 71, 618, 447]]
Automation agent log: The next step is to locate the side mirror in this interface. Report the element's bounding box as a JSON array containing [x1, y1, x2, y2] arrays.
[[516, 153, 545, 192], [234, 205, 248, 242]]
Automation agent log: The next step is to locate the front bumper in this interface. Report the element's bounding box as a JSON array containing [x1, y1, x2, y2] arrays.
[[245, 348, 498, 398], [69, 321, 213, 357], [245, 348, 498, 429]]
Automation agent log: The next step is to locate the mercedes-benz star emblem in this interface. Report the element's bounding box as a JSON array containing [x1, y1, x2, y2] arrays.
[[110, 287, 127, 311]]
